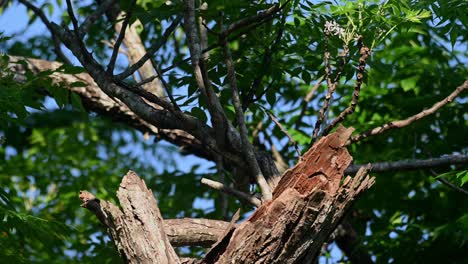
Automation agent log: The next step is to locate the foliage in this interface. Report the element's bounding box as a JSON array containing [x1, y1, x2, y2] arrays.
[[0, 0, 467, 263]]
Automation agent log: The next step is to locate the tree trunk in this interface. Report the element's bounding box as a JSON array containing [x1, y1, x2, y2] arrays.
[[80, 126, 375, 263]]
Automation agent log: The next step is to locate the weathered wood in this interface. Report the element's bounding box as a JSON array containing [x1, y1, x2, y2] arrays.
[[80, 126, 374, 263], [80, 171, 180, 264], [204, 126, 375, 263]]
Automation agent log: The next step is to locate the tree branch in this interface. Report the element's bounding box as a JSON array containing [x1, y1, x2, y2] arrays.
[[183, 0, 238, 153], [222, 3, 282, 36], [7, 55, 215, 161], [220, 32, 272, 200], [17, 0, 71, 64], [263, 108, 301, 159], [345, 155, 468, 174], [349, 80, 468, 143], [79, 0, 116, 36], [201, 178, 262, 207], [323, 37, 370, 136], [115, 16, 182, 80], [107, 0, 136, 74], [312, 32, 335, 142], [295, 75, 324, 130]]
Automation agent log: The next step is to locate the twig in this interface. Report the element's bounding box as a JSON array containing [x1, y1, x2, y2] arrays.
[[65, 0, 80, 34], [222, 1, 289, 37], [345, 155, 468, 174], [295, 75, 324, 130], [323, 36, 370, 136], [220, 32, 272, 200], [262, 108, 301, 159], [79, 0, 116, 36], [333, 45, 349, 84], [311, 32, 335, 142], [107, 0, 136, 74], [151, 58, 180, 111], [201, 178, 261, 207], [115, 16, 182, 80], [432, 171, 468, 196], [18, 0, 71, 64], [349, 80, 468, 144]]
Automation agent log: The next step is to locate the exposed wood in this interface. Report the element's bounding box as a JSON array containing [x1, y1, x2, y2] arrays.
[[203, 126, 375, 263], [80, 171, 180, 263]]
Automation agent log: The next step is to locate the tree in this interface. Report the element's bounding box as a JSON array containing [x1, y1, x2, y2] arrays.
[[0, 0, 467, 263]]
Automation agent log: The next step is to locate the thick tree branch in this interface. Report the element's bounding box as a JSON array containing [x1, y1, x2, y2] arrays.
[[183, 0, 237, 152], [349, 80, 468, 143], [345, 155, 468, 174], [334, 220, 374, 264], [7, 55, 215, 157], [79, 171, 180, 263], [81, 189, 230, 247]]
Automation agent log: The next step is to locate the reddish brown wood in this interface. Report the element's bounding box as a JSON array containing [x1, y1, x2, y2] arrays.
[[203, 126, 374, 263]]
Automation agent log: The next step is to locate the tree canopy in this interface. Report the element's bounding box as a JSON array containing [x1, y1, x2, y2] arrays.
[[0, 0, 467, 263]]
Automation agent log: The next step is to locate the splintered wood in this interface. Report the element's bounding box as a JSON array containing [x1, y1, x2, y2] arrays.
[[80, 126, 374, 264], [207, 126, 375, 264]]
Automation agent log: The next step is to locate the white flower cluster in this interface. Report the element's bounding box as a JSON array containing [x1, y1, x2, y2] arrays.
[[324, 20, 344, 37]]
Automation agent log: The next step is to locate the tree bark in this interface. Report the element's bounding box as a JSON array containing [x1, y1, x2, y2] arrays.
[[80, 126, 375, 263]]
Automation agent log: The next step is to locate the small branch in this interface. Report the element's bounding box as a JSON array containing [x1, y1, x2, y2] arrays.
[[349, 80, 468, 143], [333, 45, 349, 84], [221, 33, 272, 200], [263, 108, 301, 159], [17, 0, 70, 64], [201, 178, 262, 207], [65, 0, 80, 34], [312, 32, 335, 142], [222, 3, 284, 36], [295, 75, 324, 130], [79, 0, 116, 36], [134, 74, 158, 87], [107, 0, 136, 74], [323, 37, 370, 136], [115, 16, 182, 80], [434, 174, 468, 196], [345, 155, 468, 174], [151, 58, 181, 111]]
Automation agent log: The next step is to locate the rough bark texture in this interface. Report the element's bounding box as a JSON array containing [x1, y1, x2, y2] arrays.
[[80, 171, 180, 264], [80, 126, 374, 263], [203, 126, 375, 263]]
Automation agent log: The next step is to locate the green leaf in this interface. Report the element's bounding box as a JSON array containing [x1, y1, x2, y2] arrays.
[[400, 76, 420, 92], [190, 107, 207, 122]]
